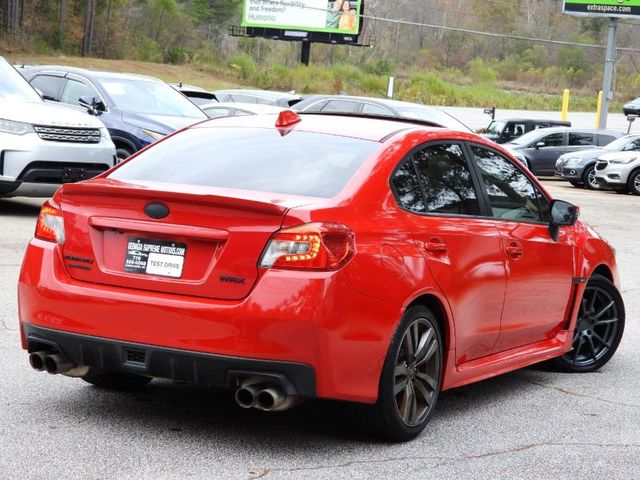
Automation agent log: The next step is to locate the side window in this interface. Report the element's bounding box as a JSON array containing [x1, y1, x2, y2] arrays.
[[569, 132, 595, 146], [321, 100, 360, 113], [230, 94, 256, 103], [597, 134, 617, 146], [60, 79, 96, 106], [391, 160, 425, 213], [538, 133, 564, 147], [470, 146, 547, 223], [29, 75, 65, 101], [628, 139, 640, 151], [204, 107, 234, 118], [362, 103, 392, 115], [392, 143, 480, 215]]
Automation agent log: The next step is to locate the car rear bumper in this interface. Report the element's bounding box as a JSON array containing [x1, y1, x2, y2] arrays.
[[18, 239, 401, 403], [24, 323, 316, 397]]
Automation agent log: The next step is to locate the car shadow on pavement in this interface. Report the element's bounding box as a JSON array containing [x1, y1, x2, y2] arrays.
[[0, 198, 43, 217], [42, 366, 550, 447]]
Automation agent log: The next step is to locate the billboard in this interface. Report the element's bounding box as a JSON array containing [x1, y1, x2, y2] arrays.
[[242, 0, 363, 35], [563, 0, 640, 17]]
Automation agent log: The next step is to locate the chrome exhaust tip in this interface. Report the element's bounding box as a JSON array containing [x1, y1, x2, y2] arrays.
[[43, 354, 74, 375], [234, 383, 262, 409], [29, 351, 48, 371], [255, 387, 298, 412]]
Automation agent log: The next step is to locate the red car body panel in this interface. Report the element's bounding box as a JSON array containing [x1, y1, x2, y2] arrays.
[[18, 115, 620, 403]]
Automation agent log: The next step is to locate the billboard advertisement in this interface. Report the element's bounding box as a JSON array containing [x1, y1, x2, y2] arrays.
[[242, 0, 363, 35], [563, 0, 640, 17]]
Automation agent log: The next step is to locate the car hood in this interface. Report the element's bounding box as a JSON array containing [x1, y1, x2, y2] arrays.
[[121, 111, 203, 134], [598, 151, 639, 162], [560, 148, 605, 161], [0, 99, 105, 128]]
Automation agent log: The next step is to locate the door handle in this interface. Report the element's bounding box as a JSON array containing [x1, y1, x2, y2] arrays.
[[506, 241, 523, 259], [425, 238, 448, 254]]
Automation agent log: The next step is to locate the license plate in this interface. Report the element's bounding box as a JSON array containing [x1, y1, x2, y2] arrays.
[[124, 238, 187, 278]]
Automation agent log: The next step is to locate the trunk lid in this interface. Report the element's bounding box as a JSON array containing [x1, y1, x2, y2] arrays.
[[59, 179, 312, 300]]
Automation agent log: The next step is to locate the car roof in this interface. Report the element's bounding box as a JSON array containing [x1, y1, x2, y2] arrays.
[[200, 102, 286, 113], [212, 89, 300, 100], [526, 126, 619, 134], [493, 118, 570, 123], [296, 94, 436, 110], [20, 65, 162, 83], [190, 112, 446, 142]]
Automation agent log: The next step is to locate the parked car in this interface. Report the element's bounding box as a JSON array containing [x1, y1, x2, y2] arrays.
[[482, 118, 571, 144], [19, 111, 624, 441], [170, 83, 218, 106], [623, 97, 640, 116], [505, 127, 623, 176], [555, 134, 640, 189], [0, 57, 115, 198], [211, 89, 302, 107], [293, 95, 473, 132], [594, 150, 640, 195], [200, 102, 285, 118], [19, 66, 207, 162]]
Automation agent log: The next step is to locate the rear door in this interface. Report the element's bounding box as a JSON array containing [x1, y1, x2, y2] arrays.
[[467, 144, 574, 351], [391, 142, 506, 364]]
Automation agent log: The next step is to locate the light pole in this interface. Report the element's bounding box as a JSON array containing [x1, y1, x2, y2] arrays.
[[599, 18, 618, 129]]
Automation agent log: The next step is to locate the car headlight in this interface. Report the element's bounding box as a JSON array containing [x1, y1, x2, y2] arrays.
[[142, 129, 166, 141], [609, 157, 637, 164], [563, 157, 581, 165], [0, 118, 35, 135]]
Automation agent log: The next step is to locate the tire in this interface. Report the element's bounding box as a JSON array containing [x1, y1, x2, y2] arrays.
[[116, 147, 134, 164], [582, 165, 600, 190], [627, 169, 640, 196], [569, 181, 583, 188], [82, 372, 152, 390], [371, 305, 443, 441], [550, 274, 625, 373]]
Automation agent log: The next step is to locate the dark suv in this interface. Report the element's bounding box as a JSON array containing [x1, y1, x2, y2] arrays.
[[483, 118, 571, 144], [20, 66, 207, 161]]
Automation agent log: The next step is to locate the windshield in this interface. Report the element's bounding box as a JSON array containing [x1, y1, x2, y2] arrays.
[[0, 58, 42, 103], [110, 127, 378, 198], [395, 107, 472, 132], [604, 136, 639, 151], [99, 77, 206, 118], [508, 129, 547, 147], [485, 121, 505, 135]]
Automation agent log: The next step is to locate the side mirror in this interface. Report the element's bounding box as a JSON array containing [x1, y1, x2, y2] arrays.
[[78, 95, 105, 115], [549, 199, 579, 241], [535, 141, 545, 149]]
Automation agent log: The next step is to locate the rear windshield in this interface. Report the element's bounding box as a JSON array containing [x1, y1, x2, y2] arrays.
[[109, 127, 378, 198]]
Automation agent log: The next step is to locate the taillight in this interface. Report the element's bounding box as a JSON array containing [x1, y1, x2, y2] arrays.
[[259, 222, 354, 271], [35, 200, 65, 244]]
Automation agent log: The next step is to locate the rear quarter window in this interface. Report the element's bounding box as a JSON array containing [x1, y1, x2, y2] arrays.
[[109, 127, 378, 198]]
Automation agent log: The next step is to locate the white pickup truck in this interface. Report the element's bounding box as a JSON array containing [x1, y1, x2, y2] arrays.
[[0, 57, 115, 198]]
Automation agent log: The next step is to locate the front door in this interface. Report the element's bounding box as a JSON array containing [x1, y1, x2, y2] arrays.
[[391, 142, 507, 364], [467, 144, 575, 351]]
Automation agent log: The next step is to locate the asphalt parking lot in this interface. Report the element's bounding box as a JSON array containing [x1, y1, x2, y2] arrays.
[[0, 180, 638, 480]]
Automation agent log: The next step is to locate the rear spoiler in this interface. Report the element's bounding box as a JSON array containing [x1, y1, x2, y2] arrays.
[[61, 181, 290, 216]]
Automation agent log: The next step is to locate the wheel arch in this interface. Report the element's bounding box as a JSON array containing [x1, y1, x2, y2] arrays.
[[403, 291, 455, 362], [591, 264, 614, 283], [111, 135, 137, 155]]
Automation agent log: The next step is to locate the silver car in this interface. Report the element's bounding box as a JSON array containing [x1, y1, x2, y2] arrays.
[[594, 150, 640, 195]]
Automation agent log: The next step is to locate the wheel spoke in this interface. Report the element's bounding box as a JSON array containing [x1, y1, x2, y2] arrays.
[[596, 317, 619, 326], [403, 330, 415, 359], [593, 300, 615, 321], [586, 336, 598, 362], [573, 334, 585, 363], [415, 339, 437, 368], [588, 289, 598, 312], [592, 331, 611, 349], [416, 371, 437, 391], [394, 377, 409, 395], [414, 328, 434, 365], [413, 377, 432, 407], [408, 383, 417, 423]]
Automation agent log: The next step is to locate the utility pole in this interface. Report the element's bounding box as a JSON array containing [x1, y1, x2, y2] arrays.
[[599, 18, 618, 129]]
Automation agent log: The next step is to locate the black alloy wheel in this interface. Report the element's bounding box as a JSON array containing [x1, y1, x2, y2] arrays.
[[372, 305, 443, 441], [552, 275, 625, 373]]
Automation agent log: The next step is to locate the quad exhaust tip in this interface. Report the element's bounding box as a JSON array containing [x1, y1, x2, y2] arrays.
[[29, 351, 89, 377]]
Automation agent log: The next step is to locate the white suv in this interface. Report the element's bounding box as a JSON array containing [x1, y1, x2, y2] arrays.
[[594, 151, 640, 196], [0, 57, 115, 198]]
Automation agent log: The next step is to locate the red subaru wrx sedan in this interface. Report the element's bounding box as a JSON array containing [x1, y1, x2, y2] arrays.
[[18, 111, 625, 441]]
